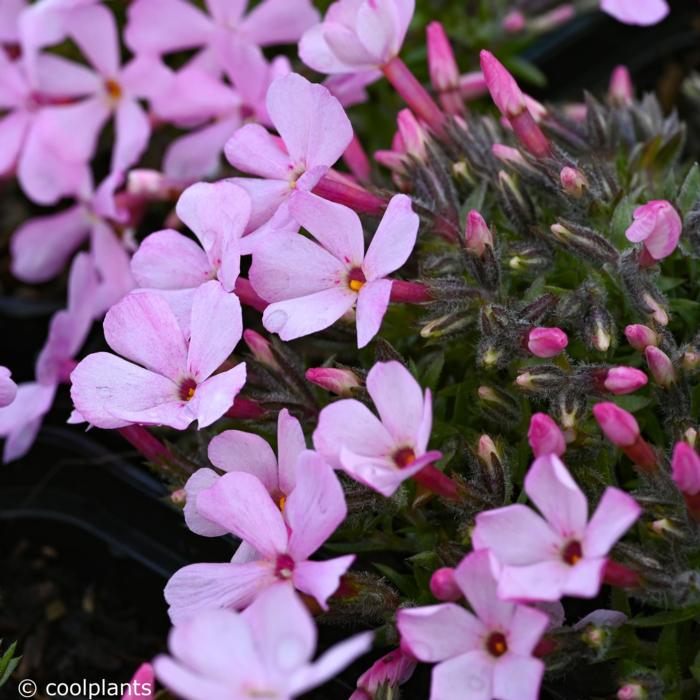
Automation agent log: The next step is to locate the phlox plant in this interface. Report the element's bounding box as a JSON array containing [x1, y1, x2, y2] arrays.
[[2, 1, 700, 699]]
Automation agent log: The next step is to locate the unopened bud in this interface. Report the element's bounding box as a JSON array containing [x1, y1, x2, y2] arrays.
[[515, 365, 567, 393], [685, 428, 698, 447], [465, 210, 494, 257], [650, 518, 682, 537], [459, 71, 488, 101], [427, 22, 459, 93], [586, 306, 615, 352], [617, 683, 647, 700], [529, 4, 576, 32], [644, 346, 676, 387], [243, 329, 279, 369], [430, 567, 462, 601], [641, 293, 669, 326], [171, 488, 186, 505], [306, 367, 361, 396], [560, 166, 588, 198], [593, 402, 639, 447], [397, 109, 428, 161], [671, 442, 700, 496], [609, 65, 634, 107], [492, 143, 526, 167], [528, 413, 566, 457], [502, 9, 526, 33], [624, 324, 658, 351], [527, 327, 568, 358], [683, 350, 700, 371], [603, 367, 648, 395], [550, 221, 619, 264]]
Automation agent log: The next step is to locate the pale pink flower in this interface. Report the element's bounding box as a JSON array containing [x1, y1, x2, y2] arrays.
[[300, 0, 414, 74], [164, 451, 353, 620], [250, 192, 419, 347], [313, 360, 441, 497], [625, 200, 682, 261], [131, 181, 250, 299], [125, 0, 319, 64], [601, 0, 669, 26], [224, 72, 352, 247], [397, 549, 548, 700], [70, 281, 246, 430], [0, 51, 98, 203], [0, 0, 25, 45], [154, 585, 372, 700], [12, 172, 128, 284], [0, 368, 17, 408], [183, 409, 305, 537], [473, 454, 641, 601], [121, 663, 154, 700]]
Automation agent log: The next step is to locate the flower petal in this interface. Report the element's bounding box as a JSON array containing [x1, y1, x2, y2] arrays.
[[197, 471, 288, 557], [188, 363, 246, 429], [184, 468, 228, 537], [293, 555, 355, 609], [225, 122, 291, 179], [430, 651, 494, 700], [112, 98, 151, 173], [497, 561, 570, 602], [277, 408, 306, 495], [165, 561, 274, 623], [363, 194, 419, 280], [286, 451, 347, 560], [356, 278, 392, 348], [583, 487, 641, 558], [242, 0, 320, 47], [397, 604, 484, 662], [493, 655, 544, 700], [104, 291, 188, 382]]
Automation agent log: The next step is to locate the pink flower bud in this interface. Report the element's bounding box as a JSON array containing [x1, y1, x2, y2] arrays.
[[430, 567, 462, 601], [397, 109, 427, 160], [356, 649, 417, 696], [528, 413, 566, 457], [563, 102, 588, 122], [306, 367, 361, 396], [170, 488, 186, 505], [642, 294, 669, 326], [625, 200, 682, 261], [427, 22, 459, 92], [350, 691, 371, 700], [671, 442, 700, 496], [243, 329, 279, 369], [527, 327, 568, 358], [644, 346, 676, 386], [617, 683, 647, 700], [560, 166, 588, 197], [502, 9, 526, 33], [609, 65, 634, 106], [465, 210, 494, 256], [478, 434, 500, 466], [603, 367, 648, 395], [593, 403, 639, 447], [492, 143, 527, 167], [624, 324, 658, 351], [459, 71, 487, 101]]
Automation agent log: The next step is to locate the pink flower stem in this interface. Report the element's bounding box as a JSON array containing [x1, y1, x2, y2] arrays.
[[413, 465, 460, 501], [226, 396, 266, 420], [382, 56, 447, 137], [343, 135, 372, 184], [118, 425, 173, 464], [235, 278, 268, 313], [602, 559, 641, 589], [313, 175, 388, 216], [622, 437, 659, 475], [390, 280, 432, 303]]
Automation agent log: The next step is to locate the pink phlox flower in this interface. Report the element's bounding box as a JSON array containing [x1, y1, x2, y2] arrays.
[[625, 200, 682, 261], [0, 49, 101, 203], [184, 408, 306, 537], [125, 0, 319, 66], [473, 454, 641, 602], [397, 549, 548, 700], [154, 584, 372, 700], [299, 0, 415, 74], [11, 171, 129, 286], [70, 280, 246, 431], [312, 360, 441, 497], [224, 72, 353, 248], [250, 192, 419, 347], [600, 0, 669, 26], [164, 450, 354, 621], [0, 251, 100, 462], [131, 181, 249, 312]]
